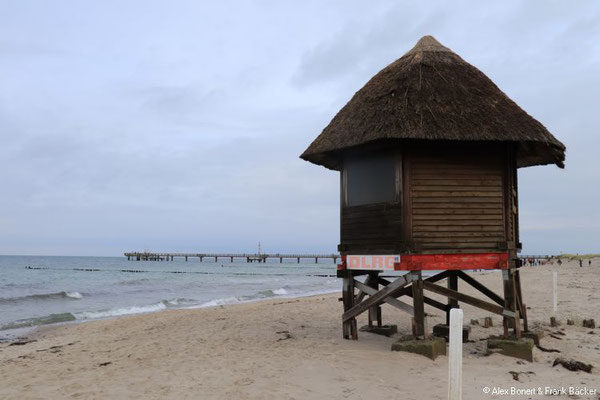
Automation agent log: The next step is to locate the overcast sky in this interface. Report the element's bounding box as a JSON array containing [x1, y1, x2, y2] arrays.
[[0, 1, 598, 256]]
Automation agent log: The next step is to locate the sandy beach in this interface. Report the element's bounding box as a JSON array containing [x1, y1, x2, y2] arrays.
[[1, 259, 598, 399]]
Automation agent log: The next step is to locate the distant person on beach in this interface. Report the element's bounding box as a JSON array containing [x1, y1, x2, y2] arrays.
[[579, 259, 583, 268], [589, 260, 592, 267]]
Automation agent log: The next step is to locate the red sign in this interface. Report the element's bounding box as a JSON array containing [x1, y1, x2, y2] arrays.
[[339, 253, 509, 271], [346, 255, 400, 271], [395, 253, 509, 270]]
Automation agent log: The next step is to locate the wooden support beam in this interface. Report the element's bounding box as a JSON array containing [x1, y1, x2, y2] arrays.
[[456, 270, 504, 306], [343, 274, 413, 322], [342, 272, 358, 340], [367, 272, 381, 327], [354, 274, 371, 305], [354, 280, 414, 316], [514, 268, 528, 330], [411, 271, 426, 338], [502, 268, 521, 338], [422, 281, 505, 316], [447, 271, 459, 325], [378, 270, 450, 300], [377, 270, 450, 288], [403, 290, 448, 312]]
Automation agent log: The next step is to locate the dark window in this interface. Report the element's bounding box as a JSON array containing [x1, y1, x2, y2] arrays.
[[346, 153, 397, 206]]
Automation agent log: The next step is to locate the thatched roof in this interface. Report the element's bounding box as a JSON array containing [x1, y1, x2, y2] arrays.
[[300, 35, 566, 170]]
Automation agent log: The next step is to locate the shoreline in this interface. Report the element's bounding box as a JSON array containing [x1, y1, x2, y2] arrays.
[[0, 287, 341, 344], [1, 261, 599, 399]]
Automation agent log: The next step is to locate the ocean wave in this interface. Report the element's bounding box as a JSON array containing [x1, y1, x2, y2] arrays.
[[74, 303, 167, 320], [117, 278, 150, 286], [0, 312, 77, 330], [161, 298, 197, 307], [2, 298, 196, 330], [0, 287, 340, 332], [243, 287, 289, 301], [196, 297, 241, 308], [272, 287, 288, 295], [191, 286, 292, 309], [0, 291, 83, 304]]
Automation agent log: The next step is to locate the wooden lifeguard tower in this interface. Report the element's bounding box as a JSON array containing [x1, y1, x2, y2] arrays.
[[300, 36, 566, 341]]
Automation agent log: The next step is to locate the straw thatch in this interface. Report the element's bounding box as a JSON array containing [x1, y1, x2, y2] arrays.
[[300, 35, 566, 170]]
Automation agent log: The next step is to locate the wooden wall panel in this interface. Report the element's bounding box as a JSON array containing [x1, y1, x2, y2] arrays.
[[340, 204, 403, 253], [409, 148, 507, 254]]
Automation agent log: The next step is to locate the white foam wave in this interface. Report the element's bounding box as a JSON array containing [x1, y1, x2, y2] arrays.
[[272, 288, 288, 295], [189, 297, 241, 309], [75, 303, 166, 320], [162, 298, 196, 307], [65, 291, 83, 299]]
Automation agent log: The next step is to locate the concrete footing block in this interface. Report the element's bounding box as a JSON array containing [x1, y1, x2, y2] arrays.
[[487, 337, 534, 362], [359, 324, 398, 337], [432, 323, 470, 342], [521, 331, 544, 346], [391, 335, 446, 360]]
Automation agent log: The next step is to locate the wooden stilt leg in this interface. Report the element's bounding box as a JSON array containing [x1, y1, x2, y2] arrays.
[[502, 268, 521, 339], [411, 271, 426, 339], [368, 272, 381, 327], [514, 269, 528, 332], [446, 271, 459, 326], [342, 271, 357, 340], [520, 303, 528, 333]]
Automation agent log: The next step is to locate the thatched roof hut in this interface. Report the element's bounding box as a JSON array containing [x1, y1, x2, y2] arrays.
[[301, 35, 566, 170]]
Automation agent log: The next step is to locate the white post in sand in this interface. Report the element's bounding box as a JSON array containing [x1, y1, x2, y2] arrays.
[[448, 308, 463, 400], [553, 271, 558, 312]]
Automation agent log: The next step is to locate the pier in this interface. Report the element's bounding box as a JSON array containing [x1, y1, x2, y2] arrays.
[[124, 252, 339, 263]]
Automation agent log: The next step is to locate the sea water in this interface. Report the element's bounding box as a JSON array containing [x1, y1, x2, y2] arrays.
[[0, 255, 341, 340]]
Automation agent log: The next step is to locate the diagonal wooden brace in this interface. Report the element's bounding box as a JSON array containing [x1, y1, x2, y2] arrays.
[[354, 280, 414, 316], [422, 281, 505, 315], [455, 270, 504, 306], [354, 274, 372, 305], [343, 274, 413, 322]]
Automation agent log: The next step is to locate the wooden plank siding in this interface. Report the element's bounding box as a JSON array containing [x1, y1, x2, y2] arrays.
[[339, 142, 519, 256], [408, 146, 509, 254], [340, 204, 404, 253]]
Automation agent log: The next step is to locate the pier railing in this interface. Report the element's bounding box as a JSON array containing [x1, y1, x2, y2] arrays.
[[124, 252, 339, 263]]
